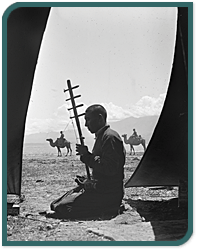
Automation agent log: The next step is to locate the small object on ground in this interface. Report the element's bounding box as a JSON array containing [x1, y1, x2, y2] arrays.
[[39, 210, 56, 217], [36, 179, 44, 183], [148, 186, 174, 190], [25, 213, 34, 217], [7, 204, 20, 216], [39, 211, 47, 215], [166, 186, 174, 190]]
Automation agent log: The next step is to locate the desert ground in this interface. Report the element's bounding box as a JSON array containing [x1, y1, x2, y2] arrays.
[[7, 144, 188, 243]]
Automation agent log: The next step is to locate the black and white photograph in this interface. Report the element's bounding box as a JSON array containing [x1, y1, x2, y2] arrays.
[[3, 2, 192, 245]]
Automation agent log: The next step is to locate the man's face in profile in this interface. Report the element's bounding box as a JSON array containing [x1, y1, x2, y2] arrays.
[[84, 111, 101, 134]]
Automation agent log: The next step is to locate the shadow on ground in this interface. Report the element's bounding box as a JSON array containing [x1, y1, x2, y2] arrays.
[[126, 197, 188, 241]]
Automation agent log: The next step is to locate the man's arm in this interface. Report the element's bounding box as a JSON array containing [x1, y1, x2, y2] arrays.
[[80, 136, 122, 176]]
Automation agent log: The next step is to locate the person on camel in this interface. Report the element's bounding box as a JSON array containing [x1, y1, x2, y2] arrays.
[[43, 104, 126, 219], [60, 131, 65, 139], [132, 128, 138, 138], [57, 131, 65, 145]]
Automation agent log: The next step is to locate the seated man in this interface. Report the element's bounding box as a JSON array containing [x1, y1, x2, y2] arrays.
[[45, 104, 126, 219], [132, 128, 138, 138], [57, 131, 65, 145], [60, 131, 64, 139]]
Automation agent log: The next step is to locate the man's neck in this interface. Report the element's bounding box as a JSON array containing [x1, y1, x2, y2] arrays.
[[95, 124, 108, 138]]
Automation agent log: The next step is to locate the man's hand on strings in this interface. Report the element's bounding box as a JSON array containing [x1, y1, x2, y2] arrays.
[[76, 144, 89, 156], [82, 179, 96, 191], [74, 176, 96, 191]]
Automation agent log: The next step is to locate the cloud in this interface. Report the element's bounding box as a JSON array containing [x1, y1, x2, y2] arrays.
[[100, 93, 166, 121], [25, 117, 69, 135], [54, 104, 70, 118], [129, 93, 166, 117], [101, 102, 133, 121], [25, 103, 88, 135], [25, 93, 166, 135]]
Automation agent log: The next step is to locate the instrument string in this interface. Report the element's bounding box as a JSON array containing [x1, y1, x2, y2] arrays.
[[64, 94, 79, 144]]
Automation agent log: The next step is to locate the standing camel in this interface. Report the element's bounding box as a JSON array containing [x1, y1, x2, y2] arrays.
[[46, 138, 72, 157], [122, 134, 146, 155]]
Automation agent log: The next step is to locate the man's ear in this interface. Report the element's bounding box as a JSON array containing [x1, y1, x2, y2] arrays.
[[98, 114, 105, 124]]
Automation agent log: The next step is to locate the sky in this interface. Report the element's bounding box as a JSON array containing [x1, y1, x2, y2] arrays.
[[25, 7, 177, 135]]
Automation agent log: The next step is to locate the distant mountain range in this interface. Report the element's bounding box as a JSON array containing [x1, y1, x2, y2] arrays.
[[24, 115, 159, 151]]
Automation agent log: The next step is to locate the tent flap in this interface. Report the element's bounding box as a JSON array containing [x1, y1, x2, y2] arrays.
[[7, 7, 51, 196], [125, 7, 188, 187]]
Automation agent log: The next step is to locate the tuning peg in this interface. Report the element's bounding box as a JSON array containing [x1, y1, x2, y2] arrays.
[[66, 95, 81, 101], [64, 85, 79, 93], [67, 104, 84, 111]]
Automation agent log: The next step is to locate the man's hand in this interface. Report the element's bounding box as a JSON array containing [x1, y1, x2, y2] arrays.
[[82, 179, 96, 191], [76, 144, 89, 156]]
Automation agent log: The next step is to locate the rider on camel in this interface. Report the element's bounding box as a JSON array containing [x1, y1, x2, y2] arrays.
[[58, 131, 65, 145], [60, 131, 65, 139], [132, 128, 138, 138]]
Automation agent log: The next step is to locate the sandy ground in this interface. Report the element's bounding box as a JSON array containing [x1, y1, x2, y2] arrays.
[[7, 151, 188, 242]]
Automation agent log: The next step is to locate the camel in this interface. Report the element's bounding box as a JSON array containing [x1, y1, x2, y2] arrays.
[[121, 134, 146, 155], [46, 138, 72, 157]]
